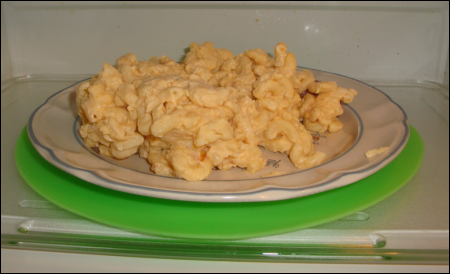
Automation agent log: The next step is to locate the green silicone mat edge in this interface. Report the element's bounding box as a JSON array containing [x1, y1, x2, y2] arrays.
[[15, 125, 424, 240]]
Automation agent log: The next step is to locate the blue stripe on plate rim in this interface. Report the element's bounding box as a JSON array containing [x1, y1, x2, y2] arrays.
[[27, 67, 409, 199]]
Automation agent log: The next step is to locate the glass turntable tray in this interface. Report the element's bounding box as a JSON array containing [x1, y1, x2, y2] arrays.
[[1, 75, 448, 264]]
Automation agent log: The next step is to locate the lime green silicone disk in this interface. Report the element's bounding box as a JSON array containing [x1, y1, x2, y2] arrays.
[[15, 125, 424, 240]]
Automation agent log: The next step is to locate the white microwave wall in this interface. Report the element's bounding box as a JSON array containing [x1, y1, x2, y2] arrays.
[[1, 1, 449, 85]]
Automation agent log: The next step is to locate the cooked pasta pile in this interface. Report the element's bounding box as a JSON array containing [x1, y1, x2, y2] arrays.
[[76, 42, 357, 181]]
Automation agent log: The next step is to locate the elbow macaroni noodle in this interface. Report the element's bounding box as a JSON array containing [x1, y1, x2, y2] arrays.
[[76, 42, 357, 181]]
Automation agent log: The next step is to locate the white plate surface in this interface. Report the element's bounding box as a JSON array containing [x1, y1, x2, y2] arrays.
[[28, 68, 409, 202]]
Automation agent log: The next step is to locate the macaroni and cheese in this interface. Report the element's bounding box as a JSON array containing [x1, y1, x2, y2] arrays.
[[76, 42, 357, 181], [365, 147, 389, 158]]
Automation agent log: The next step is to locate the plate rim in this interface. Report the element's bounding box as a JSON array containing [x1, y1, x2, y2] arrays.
[[27, 67, 410, 202]]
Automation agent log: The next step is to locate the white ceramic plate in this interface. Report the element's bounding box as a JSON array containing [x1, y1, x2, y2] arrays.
[[28, 68, 409, 202]]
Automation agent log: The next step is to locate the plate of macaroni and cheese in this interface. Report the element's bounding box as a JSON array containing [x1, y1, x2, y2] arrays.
[[28, 42, 409, 202]]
